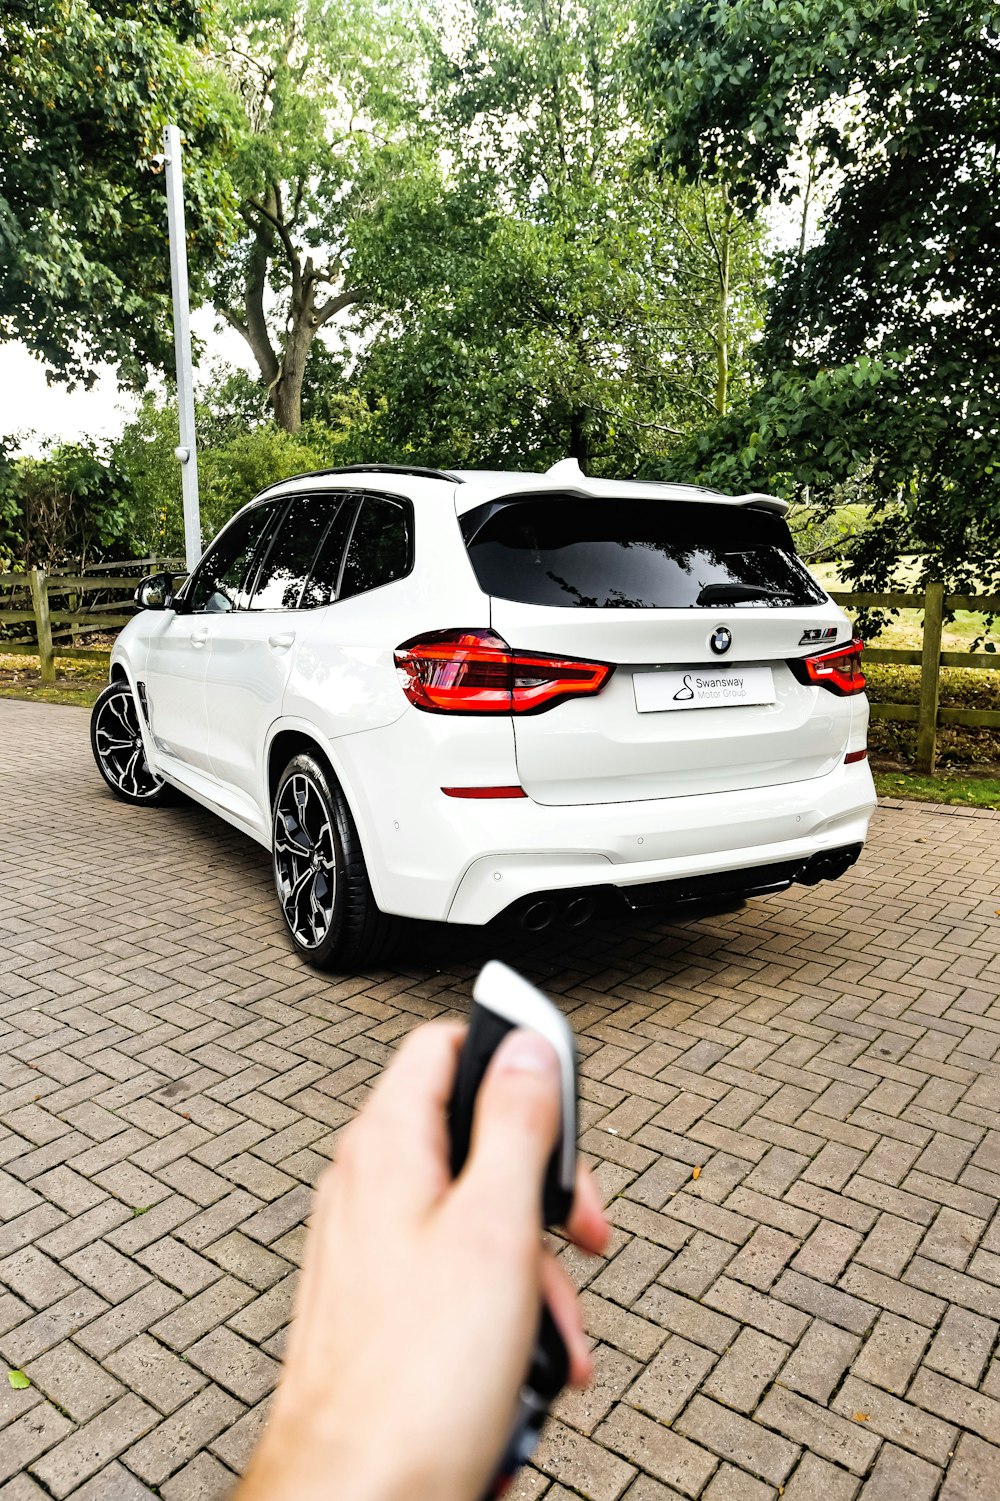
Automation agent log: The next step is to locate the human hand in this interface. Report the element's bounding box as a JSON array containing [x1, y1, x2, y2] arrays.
[[234, 1018, 608, 1501]]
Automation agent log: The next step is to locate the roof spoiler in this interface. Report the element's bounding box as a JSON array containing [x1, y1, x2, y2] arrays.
[[734, 492, 788, 516]]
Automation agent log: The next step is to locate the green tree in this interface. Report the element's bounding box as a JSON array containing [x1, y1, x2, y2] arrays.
[[0, 0, 233, 386], [113, 378, 354, 554], [208, 0, 432, 432], [352, 0, 768, 471], [0, 442, 133, 568], [640, 0, 1000, 596]]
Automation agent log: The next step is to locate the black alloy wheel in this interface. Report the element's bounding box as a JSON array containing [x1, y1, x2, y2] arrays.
[[90, 681, 170, 806], [272, 752, 402, 970]]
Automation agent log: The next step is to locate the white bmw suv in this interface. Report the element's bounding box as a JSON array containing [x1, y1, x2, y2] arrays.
[[91, 460, 876, 969]]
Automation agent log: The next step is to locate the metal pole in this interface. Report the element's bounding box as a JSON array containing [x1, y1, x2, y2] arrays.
[[163, 123, 202, 572]]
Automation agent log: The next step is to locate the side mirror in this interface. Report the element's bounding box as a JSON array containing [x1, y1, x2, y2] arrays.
[[135, 572, 176, 611]]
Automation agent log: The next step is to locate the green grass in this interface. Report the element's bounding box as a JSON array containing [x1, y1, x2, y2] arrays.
[[811, 560, 998, 653], [874, 770, 1000, 810], [0, 650, 105, 708], [0, 681, 102, 708]]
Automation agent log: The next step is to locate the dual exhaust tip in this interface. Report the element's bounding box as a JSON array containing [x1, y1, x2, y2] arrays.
[[518, 894, 597, 932]]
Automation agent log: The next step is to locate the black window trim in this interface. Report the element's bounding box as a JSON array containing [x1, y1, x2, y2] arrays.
[[177, 485, 415, 614]]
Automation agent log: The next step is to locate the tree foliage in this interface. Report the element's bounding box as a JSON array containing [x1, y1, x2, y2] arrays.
[[113, 376, 354, 555], [0, 441, 134, 569], [351, 0, 768, 472], [0, 0, 233, 386], [641, 0, 1000, 594], [209, 0, 432, 431]]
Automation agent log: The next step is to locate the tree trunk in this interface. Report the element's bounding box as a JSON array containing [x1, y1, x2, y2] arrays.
[[568, 409, 591, 471], [270, 338, 310, 433]]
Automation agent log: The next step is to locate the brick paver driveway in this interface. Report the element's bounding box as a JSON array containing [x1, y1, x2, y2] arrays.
[[2, 698, 1000, 1500]]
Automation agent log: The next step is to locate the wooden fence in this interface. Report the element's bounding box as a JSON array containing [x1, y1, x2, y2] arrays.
[[830, 583, 1000, 774], [0, 559, 184, 684], [2, 566, 997, 776]]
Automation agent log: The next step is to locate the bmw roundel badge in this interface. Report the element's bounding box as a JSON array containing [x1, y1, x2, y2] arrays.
[[710, 625, 732, 656]]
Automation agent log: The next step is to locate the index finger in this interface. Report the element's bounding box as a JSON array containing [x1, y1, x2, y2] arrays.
[[565, 1162, 609, 1254]]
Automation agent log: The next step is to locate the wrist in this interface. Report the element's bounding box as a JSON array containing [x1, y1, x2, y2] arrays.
[[235, 1401, 475, 1501]]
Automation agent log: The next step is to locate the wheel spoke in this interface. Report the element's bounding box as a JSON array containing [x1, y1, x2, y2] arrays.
[[104, 696, 135, 736], [122, 747, 142, 796], [275, 807, 312, 858], [306, 871, 325, 943], [96, 732, 133, 753]]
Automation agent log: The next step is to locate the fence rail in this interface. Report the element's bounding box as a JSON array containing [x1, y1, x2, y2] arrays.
[[0, 560, 184, 681], [2, 568, 997, 774], [829, 584, 1000, 772]]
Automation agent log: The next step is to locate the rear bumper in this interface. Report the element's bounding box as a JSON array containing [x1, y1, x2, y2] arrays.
[[345, 740, 875, 922], [446, 762, 875, 923]]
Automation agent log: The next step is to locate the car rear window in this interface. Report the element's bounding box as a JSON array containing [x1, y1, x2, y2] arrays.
[[462, 496, 825, 609]]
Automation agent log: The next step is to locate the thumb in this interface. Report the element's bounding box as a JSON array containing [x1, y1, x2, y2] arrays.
[[455, 1028, 562, 1231]]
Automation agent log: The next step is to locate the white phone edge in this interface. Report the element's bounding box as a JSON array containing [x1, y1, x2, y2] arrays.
[[473, 960, 577, 1201]]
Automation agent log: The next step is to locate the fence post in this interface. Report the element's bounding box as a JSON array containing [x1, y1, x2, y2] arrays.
[[916, 580, 945, 774], [29, 567, 56, 685]]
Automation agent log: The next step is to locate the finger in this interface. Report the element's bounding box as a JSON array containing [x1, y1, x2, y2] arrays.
[[565, 1162, 610, 1254], [338, 1020, 466, 1215], [541, 1252, 593, 1388], [453, 1028, 561, 1232]]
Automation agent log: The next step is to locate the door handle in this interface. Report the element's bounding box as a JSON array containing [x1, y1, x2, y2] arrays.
[[191, 627, 208, 647], [268, 631, 296, 650]]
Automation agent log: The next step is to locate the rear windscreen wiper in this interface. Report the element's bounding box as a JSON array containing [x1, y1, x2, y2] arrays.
[[696, 583, 796, 605]]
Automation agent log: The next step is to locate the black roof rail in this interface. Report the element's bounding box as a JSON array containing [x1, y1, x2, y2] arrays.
[[265, 464, 464, 486]]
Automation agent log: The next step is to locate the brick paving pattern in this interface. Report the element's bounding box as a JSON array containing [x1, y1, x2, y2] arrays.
[[2, 695, 1000, 1500]]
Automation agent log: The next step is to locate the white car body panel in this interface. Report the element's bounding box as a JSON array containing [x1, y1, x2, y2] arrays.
[[108, 462, 877, 932]]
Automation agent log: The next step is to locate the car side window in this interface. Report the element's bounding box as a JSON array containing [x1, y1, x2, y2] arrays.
[[246, 494, 341, 611], [338, 495, 412, 602], [186, 503, 280, 614], [299, 497, 360, 609]]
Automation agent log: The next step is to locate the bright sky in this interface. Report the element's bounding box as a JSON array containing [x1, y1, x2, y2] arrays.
[[0, 310, 254, 456]]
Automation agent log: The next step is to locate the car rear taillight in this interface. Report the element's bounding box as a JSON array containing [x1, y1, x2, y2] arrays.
[[789, 635, 866, 696], [394, 629, 613, 714]]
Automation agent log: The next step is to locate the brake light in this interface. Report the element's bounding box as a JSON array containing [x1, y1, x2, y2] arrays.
[[790, 635, 866, 696], [394, 629, 613, 714]]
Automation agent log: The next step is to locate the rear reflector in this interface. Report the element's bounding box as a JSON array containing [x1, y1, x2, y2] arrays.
[[789, 634, 866, 696], [395, 629, 613, 714], [844, 749, 868, 764], [441, 786, 527, 799]]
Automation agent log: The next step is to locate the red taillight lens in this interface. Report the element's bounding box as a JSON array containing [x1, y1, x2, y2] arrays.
[[791, 634, 866, 696], [441, 785, 527, 798], [394, 629, 613, 714]]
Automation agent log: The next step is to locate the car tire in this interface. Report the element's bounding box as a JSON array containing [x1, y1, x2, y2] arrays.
[[90, 681, 172, 806], [272, 752, 402, 970]]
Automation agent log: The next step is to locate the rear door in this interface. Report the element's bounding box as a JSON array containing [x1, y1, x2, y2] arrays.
[[463, 494, 851, 805]]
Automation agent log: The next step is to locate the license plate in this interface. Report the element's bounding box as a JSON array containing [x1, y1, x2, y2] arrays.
[[633, 666, 775, 713]]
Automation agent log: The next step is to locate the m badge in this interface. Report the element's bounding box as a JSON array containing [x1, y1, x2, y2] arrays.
[[709, 626, 732, 656]]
